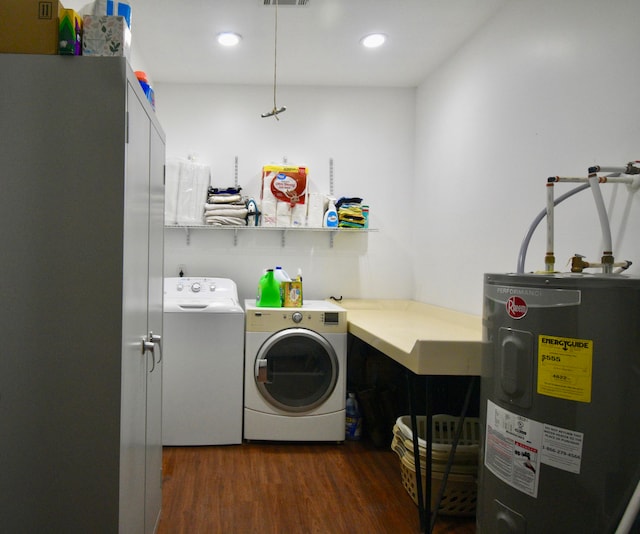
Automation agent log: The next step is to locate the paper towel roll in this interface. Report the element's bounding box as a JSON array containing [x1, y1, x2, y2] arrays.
[[164, 159, 180, 224], [261, 199, 277, 227], [306, 192, 325, 228], [262, 174, 273, 198], [276, 201, 292, 227], [173, 159, 211, 225], [291, 203, 307, 227]]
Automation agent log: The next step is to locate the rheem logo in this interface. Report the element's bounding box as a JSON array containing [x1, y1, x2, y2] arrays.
[[506, 296, 527, 319]]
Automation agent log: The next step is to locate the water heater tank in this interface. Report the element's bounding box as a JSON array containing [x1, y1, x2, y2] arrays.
[[478, 273, 640, 533]]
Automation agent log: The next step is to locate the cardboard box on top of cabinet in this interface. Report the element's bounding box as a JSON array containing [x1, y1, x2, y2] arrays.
[[82, 15, 131, 59], [59, 9, 82, 56], [0, 0, 64, 54]]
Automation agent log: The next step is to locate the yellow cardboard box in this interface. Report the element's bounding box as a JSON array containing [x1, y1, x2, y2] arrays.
[[59, 8, 82, 56], [0, 0, 64, 54], [282, 281, 303, 308]]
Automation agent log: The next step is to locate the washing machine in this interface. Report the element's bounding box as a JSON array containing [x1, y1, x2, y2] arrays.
[[163, 277, 245, 445], [244, 299, 347, 442]]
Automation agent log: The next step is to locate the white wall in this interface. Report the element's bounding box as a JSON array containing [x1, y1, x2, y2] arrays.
[[155, 0, 640, 311], [155, 84, 416, 302], [413, 0, 640, 315]]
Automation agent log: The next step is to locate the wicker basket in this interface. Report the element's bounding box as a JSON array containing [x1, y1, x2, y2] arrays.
[[398, 453, 478, 516], [391, 414, 480, 516]]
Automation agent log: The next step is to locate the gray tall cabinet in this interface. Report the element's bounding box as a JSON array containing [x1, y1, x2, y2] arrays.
[[0, 55, 165, 533]]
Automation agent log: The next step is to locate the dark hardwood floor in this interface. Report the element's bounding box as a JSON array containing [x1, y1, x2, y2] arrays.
[[158, 439, 476, 534]]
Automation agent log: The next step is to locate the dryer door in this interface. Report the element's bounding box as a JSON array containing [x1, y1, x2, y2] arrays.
[[254, 328, 338, 413]]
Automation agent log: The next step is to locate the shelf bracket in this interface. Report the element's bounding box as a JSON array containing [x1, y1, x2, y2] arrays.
[[184, 227, 191, 245], [281, 230, 287, 247], [233, 228, 238, 246], [329, 231, 335, 248], [329, 157, 334, 197], [234, 156, 239, 188]]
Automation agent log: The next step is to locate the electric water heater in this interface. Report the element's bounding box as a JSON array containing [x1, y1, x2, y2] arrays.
[[478, 273, 640, 533]]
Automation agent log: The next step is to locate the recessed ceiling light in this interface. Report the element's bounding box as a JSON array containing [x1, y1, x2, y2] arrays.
[[360, 33, 387, 49], [217, 32, 242, 47]]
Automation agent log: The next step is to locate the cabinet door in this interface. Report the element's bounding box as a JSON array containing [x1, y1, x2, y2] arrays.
[[119, 83, 152, 534], [145, 120, 165, 534]]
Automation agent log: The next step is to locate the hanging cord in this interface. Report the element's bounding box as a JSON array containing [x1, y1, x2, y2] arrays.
[[273, 0, 279, 114], [261, 0, 286, 119]]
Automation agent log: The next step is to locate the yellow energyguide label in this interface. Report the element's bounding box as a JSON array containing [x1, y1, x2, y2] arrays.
[[537, 335, 593, 403]]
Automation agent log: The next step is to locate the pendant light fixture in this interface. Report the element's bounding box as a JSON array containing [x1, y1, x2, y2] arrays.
[[261, 0, 286, 119]]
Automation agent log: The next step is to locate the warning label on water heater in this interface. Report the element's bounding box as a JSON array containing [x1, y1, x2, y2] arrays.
[[537, 335, 593, 403], [485, 400, 542, 498], [484, 401, 585, 498]]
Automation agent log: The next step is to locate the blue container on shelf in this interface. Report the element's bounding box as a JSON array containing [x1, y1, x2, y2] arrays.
[[135, 71, 155, 110], [107, 1, 131, 28]]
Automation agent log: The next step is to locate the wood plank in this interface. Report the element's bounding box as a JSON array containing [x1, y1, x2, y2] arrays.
[[158, 440, 476, 533]]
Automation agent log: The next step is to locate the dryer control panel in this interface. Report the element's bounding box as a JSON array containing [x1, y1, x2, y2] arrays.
[[244, 300, 347, 334]]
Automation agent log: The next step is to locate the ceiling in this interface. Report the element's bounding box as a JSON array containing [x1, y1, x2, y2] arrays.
[[127, 0, 507, 87]]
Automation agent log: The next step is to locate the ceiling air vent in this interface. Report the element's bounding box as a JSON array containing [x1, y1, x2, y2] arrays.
[[263, 0, 309, 6]]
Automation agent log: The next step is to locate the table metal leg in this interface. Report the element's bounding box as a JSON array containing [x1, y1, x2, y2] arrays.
[[425, 376, 434, 532], [407, 373, 478, 534], [429, 375, 477, 532], [407, 371, 425, 532]]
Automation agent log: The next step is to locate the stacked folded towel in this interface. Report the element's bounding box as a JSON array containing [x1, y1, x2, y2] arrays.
[[336, 197, 366, 228], [204, 187, 248, 226]]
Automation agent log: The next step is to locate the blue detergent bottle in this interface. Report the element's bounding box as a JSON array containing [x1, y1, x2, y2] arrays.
[[345, 392, 362, 440]]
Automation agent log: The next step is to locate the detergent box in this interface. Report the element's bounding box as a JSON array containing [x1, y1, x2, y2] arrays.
[[59, 9, 82, 55], [0, 0, 64, 54], [282, 281, 303, 308]]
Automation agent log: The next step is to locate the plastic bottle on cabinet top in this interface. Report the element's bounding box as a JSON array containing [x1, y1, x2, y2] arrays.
[[257, 269, 281, 307], [345, 392, 362, 440]]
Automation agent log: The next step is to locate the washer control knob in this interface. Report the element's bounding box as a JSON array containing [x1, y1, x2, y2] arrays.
[[209, 284, 216, 291], [292, 312, 303, 324], [176, 284, 184, 291], [191, 282, 201, 293]]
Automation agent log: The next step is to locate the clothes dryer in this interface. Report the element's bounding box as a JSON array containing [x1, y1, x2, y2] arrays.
[[244, 300, 347, 442], [163, 277, 244, 445]]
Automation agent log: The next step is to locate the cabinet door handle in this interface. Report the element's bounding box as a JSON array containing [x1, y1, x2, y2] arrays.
[[149, 332, 162, 363], [142, 338, 156, 373]]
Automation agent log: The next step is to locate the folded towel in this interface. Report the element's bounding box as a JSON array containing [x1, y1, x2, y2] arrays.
[[207, 193, 244, 204], [338, 202, 364, 225], [208, 186, 242, 195], [204, 215, 247, 226], [339, 206, 363, 217], [338, 220, 364, 228], [339, 214, 365, 224], [335, 197, 363, 209], [203, 207, 248, 218], [204, 202, 246, 211]]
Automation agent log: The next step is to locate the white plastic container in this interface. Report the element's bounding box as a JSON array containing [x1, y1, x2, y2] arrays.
[[274, 266, 291, 282], [323, 200, 338, 228]]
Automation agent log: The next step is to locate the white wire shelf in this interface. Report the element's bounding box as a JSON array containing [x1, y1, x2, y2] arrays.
[[164, 225, 377, 247]]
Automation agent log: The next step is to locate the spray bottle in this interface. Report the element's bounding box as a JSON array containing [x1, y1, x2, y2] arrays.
[[323, 199, 338, 228]]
